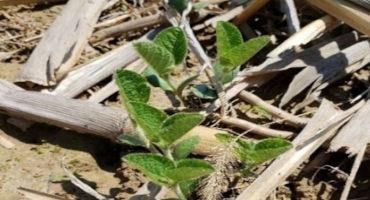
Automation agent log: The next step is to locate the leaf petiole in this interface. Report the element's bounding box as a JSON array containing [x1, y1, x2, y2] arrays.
[[175, 184, 187, 200], [165, 148, 175, 161]]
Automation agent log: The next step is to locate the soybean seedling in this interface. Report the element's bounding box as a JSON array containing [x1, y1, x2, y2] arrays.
[[192, 21, 270, 99], [115, 69, 214, 199], [215, 133, 292, 175]]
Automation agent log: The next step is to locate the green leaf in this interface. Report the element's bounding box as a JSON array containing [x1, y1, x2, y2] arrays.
[[154, 27, 187, 65], [216, 21, 243, 57], [123, 153, 175, 185], [168, 0, 188, 13], [251, 138, 292, 164], [164, 159, 214, 182], [129, 102, 168, 142], [219, 36, 270, 72], [115, 70, 150, 103], [144, 67, 174, 92], [191, 84, 217, 100], [117, 134, 147, 147], [236, 138, 291, 165], [159, 113, 204, 146], [173, 136, 200, 160], [179, 179, 199, 198], [134, 42, 175, 77], [233, 139, 256, 163], [215, 134, 292, 166]]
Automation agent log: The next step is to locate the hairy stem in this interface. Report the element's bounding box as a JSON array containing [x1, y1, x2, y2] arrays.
[[204, 67, 229, 117], [175, 184, 187, 200], [173, 2, 229, 117], [166, 79, 187, 107], [165, 148, 175, 161]]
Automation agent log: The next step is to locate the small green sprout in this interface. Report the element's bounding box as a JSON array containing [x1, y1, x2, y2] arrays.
[[193, 21, 270, 99], [115, 69, 214, 199], [216, 133, 292, 175], [215, 21, 270, 82]]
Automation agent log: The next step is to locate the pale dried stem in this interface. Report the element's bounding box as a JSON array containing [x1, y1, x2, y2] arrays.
[[340, 145, 366, 200], [309, 0, 370, 36], [238, 91, 309, 127], [91, 13, 166, 43], [219, 116, 294, 138], [199, 148, 237, 200], [193, 6, 244, 30], [87, 59, 147, 102], [233, 0, 270, 25], [267, 15, 340, 58], [16, 0, 109, 86], [280, 0, 300, 34]]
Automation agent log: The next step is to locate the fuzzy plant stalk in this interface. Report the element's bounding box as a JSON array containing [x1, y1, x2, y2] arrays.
[[115, 69, 214, 199]]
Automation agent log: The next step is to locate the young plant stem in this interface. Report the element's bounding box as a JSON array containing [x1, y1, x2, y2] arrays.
[[165, 148, 175, 161], [204, 67, 229, 117], [165, 148, 187, 200], [167, 79, 187, 107], [175, 89, 189, 107], [175, 184, 187, 200], [167, 79, 177, 92]]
